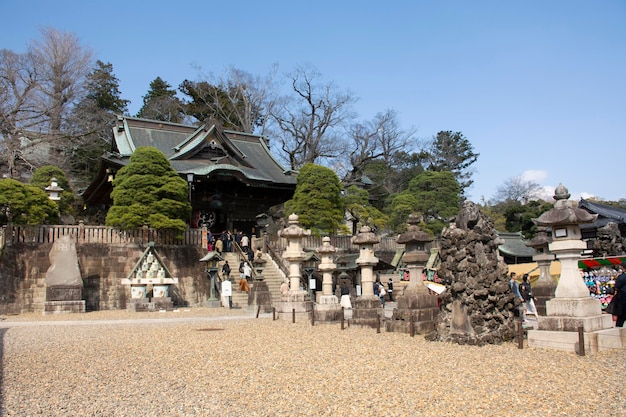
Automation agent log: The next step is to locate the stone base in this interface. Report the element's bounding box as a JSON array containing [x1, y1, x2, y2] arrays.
[[386, 292, 439, 336], [152, 297, 173, 310], [127, 298, 153, 312], [317, 295, 339, 305], [352, 296, 383, 328], [528, 326, 626, 354], [204, 299, 222, 308], [274, 300, 314, 321], [537, 313, 614, 332], [43, 300, 85, 315], [545, 297, 602, 317], [314, 302, 342, 322], [248, 280, 273, 313], [532, 282, 556, 316]]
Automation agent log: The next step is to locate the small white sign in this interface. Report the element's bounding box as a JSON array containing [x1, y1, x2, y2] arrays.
[[221, 280, 232, 296], [309, 278, 316, 290], [356, 285, 362, 296]]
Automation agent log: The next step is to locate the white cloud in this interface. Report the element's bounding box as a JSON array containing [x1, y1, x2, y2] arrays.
[[537, 185, 554, 201], [521, 170, 548, 183]]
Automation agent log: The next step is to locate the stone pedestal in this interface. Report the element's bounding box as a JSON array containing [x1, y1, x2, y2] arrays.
[[127, 298, 153, 312], [314, 295, 342, 321], [275, 290, 313, 321], [352, 296, 383, 328], [44, 300, 86, 315], [152, 296, 173, 310], [532, 282, 556, 316], [386, 289, 439, 336], [248, 280, 273, 314]]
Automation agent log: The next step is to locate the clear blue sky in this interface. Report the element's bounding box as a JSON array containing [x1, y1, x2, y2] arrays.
[[2, 0, 625, 203]]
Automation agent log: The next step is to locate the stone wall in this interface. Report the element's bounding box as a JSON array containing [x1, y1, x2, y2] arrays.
[[0, 243, 211, 314]]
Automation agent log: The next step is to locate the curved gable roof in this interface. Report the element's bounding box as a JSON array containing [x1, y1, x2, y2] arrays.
[[108, 116, 295, 187]]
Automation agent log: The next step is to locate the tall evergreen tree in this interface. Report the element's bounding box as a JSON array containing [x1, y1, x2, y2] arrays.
[[425, 131, 478, 195], [390, 170, 461, 236], [137, 77, 184, 123], [343, 185, 388, 235], [284, 163, 346, 236], [66, 60, 129, 188]]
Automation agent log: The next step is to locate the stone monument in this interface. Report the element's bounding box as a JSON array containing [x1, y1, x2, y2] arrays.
[[275, 214, 313, 320], [386, 214, 439, 336], [525, 227, 555, 316], [432, 200, 516, 345], [351, 226, 382, 328], [314, 236, 341, 321], [44, 235, 85, 314], [527, 184, 620, 353], [122, 242, 178, 312]]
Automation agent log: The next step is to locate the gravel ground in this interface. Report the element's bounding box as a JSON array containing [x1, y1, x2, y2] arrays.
[[0, 308, 624, 417]]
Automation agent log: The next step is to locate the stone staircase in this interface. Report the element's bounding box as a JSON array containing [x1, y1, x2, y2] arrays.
[[218, 251, 285, 310]]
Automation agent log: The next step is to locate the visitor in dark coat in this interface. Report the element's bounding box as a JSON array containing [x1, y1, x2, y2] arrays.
[[614, 266, 626, 327]]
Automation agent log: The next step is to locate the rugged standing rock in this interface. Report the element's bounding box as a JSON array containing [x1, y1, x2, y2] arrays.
[[431, 200, 517, 345]]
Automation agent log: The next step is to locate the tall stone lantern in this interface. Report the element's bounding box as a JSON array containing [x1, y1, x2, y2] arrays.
[[397, 213, 432, 294], [525, 226, 555, 316], [387, 213, 439, 336], [351, 225, 382, 328], [275, 213, 313, 320], [528, 184, 614, 353], [314, 236, 341, 321]]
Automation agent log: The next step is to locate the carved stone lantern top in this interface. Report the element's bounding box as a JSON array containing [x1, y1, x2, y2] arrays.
[[351, 225, 380, 245], [278, 213, 310, 262], [278, 213, 312, 239], [533, 184, 597, 228], [316, 236, 337, 256], [397, 213, 433, 245], [397, 213, 431, 265], [316, 237, 337, 272], [526, 227, 552, 249]]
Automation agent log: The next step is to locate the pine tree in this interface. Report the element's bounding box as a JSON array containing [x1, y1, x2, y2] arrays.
[[66, 61, 129, 189], [284, 163, 346, 235], [137, 77, 184, 123], [105, 147, 190, 232]]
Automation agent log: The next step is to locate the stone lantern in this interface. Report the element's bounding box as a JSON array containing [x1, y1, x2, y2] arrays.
[[199, 251, 223, 308], [528, 184, 616, 353], [314, 236, 341, 321], [525, 226, 555, 315], [45, 178, 63, 201], [387, 213, 439, 336], [275, 213, 313, 320], [397, 213, 432, 294], [351, 225, 382, 328]]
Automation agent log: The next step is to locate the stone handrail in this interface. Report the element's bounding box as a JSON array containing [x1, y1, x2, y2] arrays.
[[3, 224, 204, 246]]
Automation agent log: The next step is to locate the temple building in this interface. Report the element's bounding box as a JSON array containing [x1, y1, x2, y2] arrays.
[[82, 116, 297, 234]]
